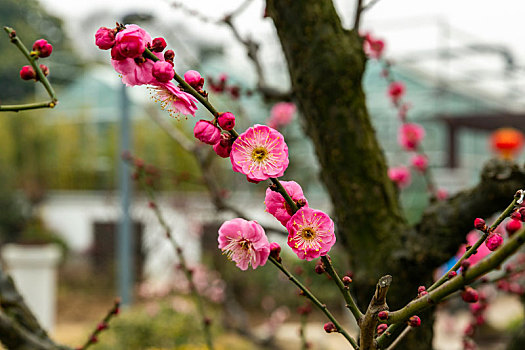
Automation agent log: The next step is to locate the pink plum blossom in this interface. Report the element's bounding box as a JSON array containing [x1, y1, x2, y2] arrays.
[[152, 61, 174, 82], [230, 124, 289, 182], [267, 102, 296, 129], [363, 33, 385, 59], [411, 154, 428, 172], [218, 218, 270, 270], [388, 81, 405, 104], [184, 70, 204, 90], [286, 207, 336, 261], [398, 123, 425, 151], [95, 27, 116, 50], [150, 82, 198, 117], [218, 112, 236, 131], [111, 51, 163, 86], [388, 166, 411, 188], [485, 233, 503, 251], [114, 24, 151, 59], [194, 120, 221, 145], [265, 180, 308, 226]]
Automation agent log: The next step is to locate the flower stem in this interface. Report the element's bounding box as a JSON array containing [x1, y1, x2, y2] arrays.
[[1, 27, 58, 112], [269, 256, 358, 349], [321, 256, 363, 321], [78, 299, 120, 350]]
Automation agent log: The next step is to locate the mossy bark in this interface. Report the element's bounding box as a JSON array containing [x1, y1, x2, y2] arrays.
[[267, 1, 525, 349]]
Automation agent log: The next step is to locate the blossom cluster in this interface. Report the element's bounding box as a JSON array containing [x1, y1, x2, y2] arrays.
[[95, 24, 197, 118], [19, 39, 53, 81]]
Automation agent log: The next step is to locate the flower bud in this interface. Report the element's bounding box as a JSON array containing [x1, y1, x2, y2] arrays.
[[485, 233, 503, 251], [511, 211, 522, 221], [95, 27, 115, 50], [342, 275, 352, 285], [213, 133, 233, 158], [151, 37, 167, 52], [96, 323, 108, 331], [447, 271, 457, 279], [314, 260, 325, 274], [32, 39, 53, 58], [323, 322, 337, 333], [269, 242, 281, 261], [184, 70, 204, 90], [194, 120, 221, 145], [164, 49, 175, 62], [152, 61, 174, 83], [506, 219, 522, 236], [474, 218, 487, 231], [461, 287, 479, 303], [376, 323, 388, 335], [39, 64, 49, 77], [378, 311, 389, 320], [519, 207, 525, 221], [464, 323, 475, 337], [19, 65, 36, 80], [461, 260, 471, 273], [408, 315, 421, 327], [417, 286, 426, 294], [218, 112, 236, 131]]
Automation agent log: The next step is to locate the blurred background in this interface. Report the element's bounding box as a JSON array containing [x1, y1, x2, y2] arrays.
[[0, 0, 524, 349]]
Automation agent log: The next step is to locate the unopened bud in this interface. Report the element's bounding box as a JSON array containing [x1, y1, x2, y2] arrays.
[[342, 275, 352, 285], [408, 315, 421, 327], [461, 287, 479, 303], [376, 323, 388, 335], [19, 65, 36, 80], [151, 37, 167, 52], [461, 260, 471, 273], [270, 242, 281, 262], [39, 64, 49, 77], [323, 322, 337, 333], [418, 286, 426, 294], [485, 233, 503, 251], [474, 218, 487, 231], [506, 219, 522, 236], [314, 260, 325, 274], [378, 311, 389, 320], [164, 49, 175, 62], [448, 271, 457, 279]]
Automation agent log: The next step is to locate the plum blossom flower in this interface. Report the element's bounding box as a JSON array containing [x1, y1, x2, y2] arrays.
[[149, 82, 198, 117], [111, 51, 163, 86], [95, 27, 116, 50], [218, 218, 270, 270], [265, 181, 308, 226], [388, 166, 411, 188], [388, 81, 405, 104], [411, 154, 428, 172], [363, 33, 385, 59], [398, 123, 425, 151], [267, 102, 296, 129], [286, 207, 336, 261], [114, 24, 151, 59], [152, 61, 174, 82], [230, 124, 289, 182]]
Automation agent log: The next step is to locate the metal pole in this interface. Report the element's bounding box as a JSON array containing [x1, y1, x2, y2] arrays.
[[117, 83, 133, 306]]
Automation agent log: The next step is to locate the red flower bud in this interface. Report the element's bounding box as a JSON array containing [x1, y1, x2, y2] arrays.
[[485, 233, 503, 251], [151, 37, 167, 52], [217, 112, 236, 131], [506, 219, 522, 236], [39, 64, 49, 77], [342, 275, 353, 285], [461, 287, 479, 303], [19, 65, 36, 80], [418, 286, 426, 294], [408, 315, 421, 327], [378, 311, 389, 320], [314, 260, 325, 274], [269, 242, 281, 261], [511, 211, 522, 221], [164, 49, 175, 62], [32, 39, 53, 58], [448, 271, 457, 279], [474, 218, 486, 231], [376, 323, 388, 335], [323, 322, 337, 333]]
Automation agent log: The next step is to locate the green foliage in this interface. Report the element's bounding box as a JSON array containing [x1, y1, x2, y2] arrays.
[[92, 303, 253, 350], [0, 0, 77, 103]]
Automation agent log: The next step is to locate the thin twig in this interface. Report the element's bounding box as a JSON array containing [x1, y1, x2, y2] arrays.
[[269, 256, 359, 349], [362, 0, 382, 12], [1, 27, 58, 112], [353, 0, 364, 31], [77, 299, 120, 350], [385, 325, 411, 350]]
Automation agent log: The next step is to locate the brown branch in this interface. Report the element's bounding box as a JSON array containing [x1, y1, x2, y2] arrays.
[[360, 275, 392, 350], [353, 0, 364, 31]]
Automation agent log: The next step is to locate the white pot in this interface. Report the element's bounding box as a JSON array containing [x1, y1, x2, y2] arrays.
[[1, 244, 61, 332]]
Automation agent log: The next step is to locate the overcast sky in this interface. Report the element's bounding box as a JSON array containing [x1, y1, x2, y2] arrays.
[[37, 0, 525, 108]]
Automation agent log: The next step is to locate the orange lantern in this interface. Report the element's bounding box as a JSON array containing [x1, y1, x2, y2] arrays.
[[490, 128, 524, 160]]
